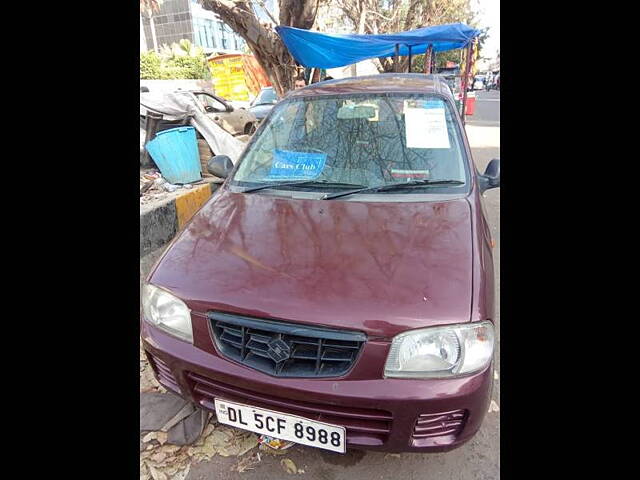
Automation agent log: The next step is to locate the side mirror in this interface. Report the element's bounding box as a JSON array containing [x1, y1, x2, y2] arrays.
[[225, 103, 234, 112], [479, 158, 500, 192], [207, 155, 233, 179]]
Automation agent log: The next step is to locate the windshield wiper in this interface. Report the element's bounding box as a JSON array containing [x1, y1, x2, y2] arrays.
[[322, 179, 465, 200], [239, 180, 366, 193]]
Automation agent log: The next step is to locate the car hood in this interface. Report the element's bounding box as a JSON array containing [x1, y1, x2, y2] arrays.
[[249, 104, 274, 119], [150, 189, 474, 339]]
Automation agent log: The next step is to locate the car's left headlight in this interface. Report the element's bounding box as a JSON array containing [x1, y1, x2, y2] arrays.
[[384, 321, 494, 378], [141, 284, 193, 343]]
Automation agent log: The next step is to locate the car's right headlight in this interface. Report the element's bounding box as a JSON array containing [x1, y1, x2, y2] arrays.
[[141, 283, 193, 343], [384, 321, 494, 378]]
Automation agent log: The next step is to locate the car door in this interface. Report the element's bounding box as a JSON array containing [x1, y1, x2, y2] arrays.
[[194, 93, 230, 132], [198, 93, 248, 135]]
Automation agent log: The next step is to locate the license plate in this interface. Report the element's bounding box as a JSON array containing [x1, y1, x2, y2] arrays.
[[214, 398, 346, 453]]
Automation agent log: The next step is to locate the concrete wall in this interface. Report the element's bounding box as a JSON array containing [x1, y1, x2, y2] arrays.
[[140, 181, 221, 258]]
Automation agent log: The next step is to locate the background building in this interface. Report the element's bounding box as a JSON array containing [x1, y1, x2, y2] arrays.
[[141, 0, 246, 54], [140, 13, 147, 53], [487, 50, 499, 72]]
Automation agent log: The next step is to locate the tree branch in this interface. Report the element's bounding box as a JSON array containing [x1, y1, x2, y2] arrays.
[[366, 9, 397, 22], [253, 0, 279, 26]]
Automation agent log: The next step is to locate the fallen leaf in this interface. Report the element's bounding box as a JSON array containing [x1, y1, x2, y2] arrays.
[[223, 441, 249, 456], [202, 424, 215, 438], [160, 445, 181, 455], [140, 463, 150, 480], [281, 458, 297, 474], [384, 453, 401, 459], [488, 400, 500, 412], [173, 452, 189, 464], [235, 452, 261, 473], [140, 367, 162, 393], [188, 435, 218, 461], [140, 451, 153, 460], [170, 464, 190, 480], [150, 452, 167, 463], [148, 465, 168, 480], [235, 434, 259, 456], [164, 466, 179, 476], [211, 429, 234, 445]]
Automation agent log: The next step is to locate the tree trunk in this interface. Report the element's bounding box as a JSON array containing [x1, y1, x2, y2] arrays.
[[201, 0, 319, 97], [350, 4, 367, 76]]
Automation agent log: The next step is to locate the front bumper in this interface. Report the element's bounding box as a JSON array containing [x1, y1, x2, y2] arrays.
[[141, 320, 493, 453]]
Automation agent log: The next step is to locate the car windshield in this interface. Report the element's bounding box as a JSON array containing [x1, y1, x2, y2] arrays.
[[232, 92, 468, 194], [253, 88, 277, 105]]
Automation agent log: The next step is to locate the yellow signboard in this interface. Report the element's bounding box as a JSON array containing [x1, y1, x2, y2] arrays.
[[208, 55, 251, 101]]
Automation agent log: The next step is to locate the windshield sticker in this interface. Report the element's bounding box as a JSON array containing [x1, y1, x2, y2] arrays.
[[404, 99, 442, 110], [267, 149, 327, 180], [405, 104, 450, 149], [390, 169, 429, 179]]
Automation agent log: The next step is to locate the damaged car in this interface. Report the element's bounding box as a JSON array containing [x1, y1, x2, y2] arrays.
[[140, 91, 246, 168], [141, 73, 499, 454], [175, 90, 258, 136]]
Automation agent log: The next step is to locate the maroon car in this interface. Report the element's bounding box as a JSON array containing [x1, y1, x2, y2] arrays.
[[141, 74, 500, 454]]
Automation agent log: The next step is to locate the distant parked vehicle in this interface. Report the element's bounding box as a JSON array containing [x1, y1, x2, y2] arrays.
[[249, 87, 278, 123], [175, 90, 258, 136], [472, 75, 485, 90], [484, 73, 499, 91]]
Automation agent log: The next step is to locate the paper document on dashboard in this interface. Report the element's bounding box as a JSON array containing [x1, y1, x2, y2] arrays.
[[405, 107, 450, 149]]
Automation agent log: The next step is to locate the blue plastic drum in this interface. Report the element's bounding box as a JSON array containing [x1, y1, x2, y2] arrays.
[[145, 126, 201, 184]]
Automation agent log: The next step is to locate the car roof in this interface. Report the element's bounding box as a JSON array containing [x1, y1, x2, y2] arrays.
[[287, 73, 452, 99]]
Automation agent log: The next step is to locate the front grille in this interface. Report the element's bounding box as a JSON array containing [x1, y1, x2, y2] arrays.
[[413, 409, 467, 439], [148, 353, 181, 393], [209, 311, 366, 378], [187, 372, 392, 445]]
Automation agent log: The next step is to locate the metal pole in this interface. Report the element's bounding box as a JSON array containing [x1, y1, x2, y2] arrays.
[[424, 44, 433, 74], [461, 41, 473, 123], [394, 44, 400, 72], [407, 45, 412, 73]]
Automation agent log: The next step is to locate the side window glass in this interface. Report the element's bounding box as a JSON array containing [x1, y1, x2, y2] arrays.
[[205, 95, 226, 112], [195, 94, 209, 110]]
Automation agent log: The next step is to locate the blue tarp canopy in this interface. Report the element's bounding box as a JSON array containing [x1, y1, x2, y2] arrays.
[[276, 23, 480, 69]]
